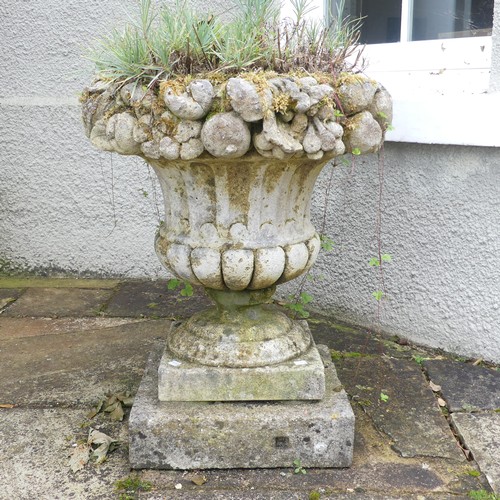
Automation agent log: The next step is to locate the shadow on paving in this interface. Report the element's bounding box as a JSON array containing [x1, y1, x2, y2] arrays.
[[104, 281, 212, 319]]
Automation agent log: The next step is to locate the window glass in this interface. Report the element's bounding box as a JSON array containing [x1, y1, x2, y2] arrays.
[[412, 0, 493, 40], [328, 0, 493, 44]]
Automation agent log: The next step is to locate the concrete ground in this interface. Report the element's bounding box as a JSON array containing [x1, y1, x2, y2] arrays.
[[0, 277, 499, 500]]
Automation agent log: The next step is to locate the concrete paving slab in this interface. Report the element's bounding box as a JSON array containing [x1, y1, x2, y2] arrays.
[[308, 317, 384, 355], [424, 359, 500, 412], [105, 281, 212, 319], [0, 408, 129, 500], [337, 357, 465, 461], [0, 316, 145, 340], [0, 320, 171, 406], [452, 412, 500, 493], [3, 287, 115, 318], [139, 463, 446, 498]]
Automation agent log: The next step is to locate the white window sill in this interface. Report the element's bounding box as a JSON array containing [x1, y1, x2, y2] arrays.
[[360, 37, 500, 147]]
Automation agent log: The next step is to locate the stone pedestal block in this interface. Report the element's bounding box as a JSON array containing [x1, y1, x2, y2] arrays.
[[129, 340, 355, 469], [158, 322, 327, 401]]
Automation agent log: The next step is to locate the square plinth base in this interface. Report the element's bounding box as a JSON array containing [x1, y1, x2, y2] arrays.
[[158, 322, 327, 401], [129, 340, 355, 469]]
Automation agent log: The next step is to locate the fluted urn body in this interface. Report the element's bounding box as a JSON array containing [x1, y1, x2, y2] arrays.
[[149, 153, 327, 371], [152, 154, 323, 292]]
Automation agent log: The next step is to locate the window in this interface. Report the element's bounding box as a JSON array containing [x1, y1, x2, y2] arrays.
[[328, 0, 494, 44]]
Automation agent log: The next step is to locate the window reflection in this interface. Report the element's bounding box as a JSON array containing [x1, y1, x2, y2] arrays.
[[328, 0, 493, 44]]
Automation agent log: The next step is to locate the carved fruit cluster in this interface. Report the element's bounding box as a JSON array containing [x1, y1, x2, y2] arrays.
[[81, 73, 392, 161]]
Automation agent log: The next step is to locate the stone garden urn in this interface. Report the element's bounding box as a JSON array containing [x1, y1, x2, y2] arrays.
[[82, 72, 391, 469]]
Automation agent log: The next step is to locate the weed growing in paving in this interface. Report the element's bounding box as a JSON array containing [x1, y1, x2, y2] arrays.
[[115, 474, 152, 499]]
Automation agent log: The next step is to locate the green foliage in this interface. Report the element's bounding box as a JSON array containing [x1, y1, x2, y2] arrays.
[[379, 392, 389, 402], [293, 458, 307, 474], [284, 292, 313, 319], [465, 469, 481, 477], [331, 350, 363, 360], [351, 147, 361, 155], [468, 490, 500, 500], [309, 491, 321, 500], [412, 355, 427, 365], [87, 0, 363, 82], [167, 278, 194, 297], [115, 474, 152, 498], [320, 234, 335, 252], [372, 290, 384, 301], [369, 254, 392, 267]]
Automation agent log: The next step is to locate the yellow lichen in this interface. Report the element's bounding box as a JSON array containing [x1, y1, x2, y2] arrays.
[[272, 93, 293, 114]]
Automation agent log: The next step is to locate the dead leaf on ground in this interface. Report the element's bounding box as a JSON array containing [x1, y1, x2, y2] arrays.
[[87, 399, 104, 419], [88, 428, 119, 464], [429, 381, 442, 392], [472, 358, 483, 366], [69, 443, 91, 473], [109, 403, 124, 421], [87, 391, 133, 421], [189, 474, 208, 486], [0, 404, 16, 408], [437, 397, 447, 407]]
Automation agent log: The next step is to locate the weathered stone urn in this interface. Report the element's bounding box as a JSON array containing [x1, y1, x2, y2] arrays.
[[82, 72, 391, 469]]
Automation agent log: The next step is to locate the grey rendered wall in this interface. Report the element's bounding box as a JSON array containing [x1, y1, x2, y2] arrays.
[[490, 0, 500, 91], [301, 145, 500, 363], [1, 2, 499, 362]]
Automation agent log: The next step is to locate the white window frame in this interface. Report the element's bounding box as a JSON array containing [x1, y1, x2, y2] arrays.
[[281, 0, 500, 147]]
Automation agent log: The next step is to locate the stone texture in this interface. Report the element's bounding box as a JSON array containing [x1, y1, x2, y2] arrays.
[[0, 316, 144, 340], [0, 320, 170, 406], [226, 77, 270, 122], [0, 408, 130, 500], [104, 280, 211, 319], [336, 78, 377, 116], [343, 110, 383, 154], [201, 112, 251, 158], [150, 155, 327, 291], [452, 412, 500, 493], [337, 357, 465, 461], [166, 303, 313, 368], [129, 340, 354, 469], [158, 338, 328, 401], [309, 318, 385, 355], [424, 359, 500, 411], [164, 79, 213, 120], [3, 287, 114, 318]]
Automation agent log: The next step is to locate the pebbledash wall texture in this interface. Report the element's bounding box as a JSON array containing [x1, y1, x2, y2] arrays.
[[1, 0, 499, 362]]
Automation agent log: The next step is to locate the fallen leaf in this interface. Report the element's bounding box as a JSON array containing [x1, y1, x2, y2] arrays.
[[189, 474, 207, 486], [87, 399, 104, 419], [121, 396, 134, 407], [88, 429, 118, 464], [0, 404, 16, 408], [69, 443, 90, 472], [429, 381, 441, 392], [104, 401, 119, 413], [115, 392, 134, 407], [472, 358, 483, 366], [437, 397, 447, 407], [109, 402, 124, 421]]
